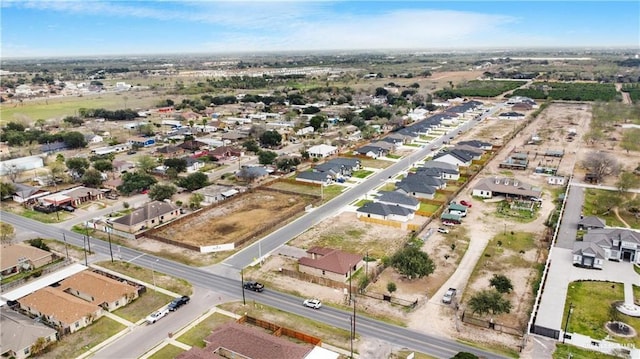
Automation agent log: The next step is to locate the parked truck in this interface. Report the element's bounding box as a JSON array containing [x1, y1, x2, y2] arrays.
[[442, 288, 457, 304]]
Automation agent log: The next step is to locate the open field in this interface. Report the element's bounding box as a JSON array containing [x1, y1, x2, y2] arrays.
[[36, 317, 125, 359], [155, 189, 315, 246], [96, 260, 192, 295]]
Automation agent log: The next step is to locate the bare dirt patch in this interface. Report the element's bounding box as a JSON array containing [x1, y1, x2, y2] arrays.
[[155, 190, 314, 246]]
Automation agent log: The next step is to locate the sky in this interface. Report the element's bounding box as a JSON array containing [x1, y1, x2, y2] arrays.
[[1, 1, 639, 58]]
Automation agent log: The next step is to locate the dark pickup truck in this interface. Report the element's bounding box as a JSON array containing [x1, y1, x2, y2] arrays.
[[243, 281, 265, 292]]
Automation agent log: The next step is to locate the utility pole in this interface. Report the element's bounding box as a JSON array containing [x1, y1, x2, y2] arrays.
[[107, 225, 114, 262], [241, 268, 246, 305], [84, 221, 91, 253], [83, 236, 88, 266], [62, 232, 70, 260]]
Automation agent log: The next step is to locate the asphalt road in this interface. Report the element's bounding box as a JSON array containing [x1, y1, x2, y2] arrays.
[[222, 103, 505, 269]]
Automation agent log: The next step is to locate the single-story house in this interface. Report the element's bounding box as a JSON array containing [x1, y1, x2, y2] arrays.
[[0, 307, 58, 359], [193, 184, 241, 205], [40, 141, 69, 154], [404, 173, 446, 189], [395, 178, 436, 200], [112, 160, 135, 173], [177, 321, 317, 359], [451, 145, 484, 160], [110, 201, 180, 233], [128, 136, 156, 148], [0, 243, 54, 279], [375, 191, 420, 211], [183, 157, 205, 173], [298, 247, 364, 282], [472, 177, 542, 199], [420, 161, 460, 180], [12, 183, 50, 204], [457, 140, 493, 151], [318, 157, 361, 172], [58, 271, 139, 312], [498, 112, 525, 120], [432, 150, 473, 167], [356, 202, 415, 222], [296, 171, 332, 185], [178, 140, 207, 152], [42, 186, 104, 207], [155, 145, 184, 158], [307, 144, 338, 159], [237, 166, 269, 182], [84, 134, 104, 144], [18, 287, 104, 334], [547, 176, 566, 186], [578, 216, 606, 231], [210, 146, 243, 160]]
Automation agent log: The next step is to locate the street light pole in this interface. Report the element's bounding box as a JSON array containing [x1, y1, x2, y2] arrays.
[[62, 232, 70, 260], [563, 303, 574, 343], [107, 225, 114, 262], [241, 268, 246, 305]]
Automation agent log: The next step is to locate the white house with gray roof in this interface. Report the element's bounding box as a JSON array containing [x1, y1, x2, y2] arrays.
[[356, 202, 415, 222], [472, 177, 542, 199], [421, 161, 460, 180], [573, 228, 640, 269], [1, 307, 58, 359], [375, 191, 420, 211]]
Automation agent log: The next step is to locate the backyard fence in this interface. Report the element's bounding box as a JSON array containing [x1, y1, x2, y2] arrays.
[[461, 310, 525, 337]]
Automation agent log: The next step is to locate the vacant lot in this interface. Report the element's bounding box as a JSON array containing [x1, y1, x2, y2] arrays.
[[155, 190, 314, 246]]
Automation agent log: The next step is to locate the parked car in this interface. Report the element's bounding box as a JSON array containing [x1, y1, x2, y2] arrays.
[[146, 308, 169, 324], [460, 200, 472, 208], [438, 227, 449, 234], [243, 281, 265, 292], [442, 221, 456, 226], [61, 205, 76, 212], [168, 296, 190, 311], [303, 298, 322, 309], [442, 288, 457, 304]]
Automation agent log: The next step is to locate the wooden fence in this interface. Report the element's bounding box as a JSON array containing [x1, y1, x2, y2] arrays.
[[358, 216, 402, 228], [238, 315, 322, 345], [359, 291, 419, 309], [280, 268, 354, 291]]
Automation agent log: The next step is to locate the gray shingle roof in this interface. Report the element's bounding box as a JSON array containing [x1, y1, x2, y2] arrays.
[[356, 202, 414, 217], [376, 191, 419, 207]]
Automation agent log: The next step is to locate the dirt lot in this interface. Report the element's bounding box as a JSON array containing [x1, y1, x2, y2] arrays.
[[155, 189, 314, 247]]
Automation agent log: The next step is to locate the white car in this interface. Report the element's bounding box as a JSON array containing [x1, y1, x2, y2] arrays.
[[146, 308, 169, 324], [438, 227, 449, 234], [303, 298, 322, 309]]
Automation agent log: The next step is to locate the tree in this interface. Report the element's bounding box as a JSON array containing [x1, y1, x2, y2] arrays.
[[117, 172, 157, 195], [0, 222, 15, 245], [63, 116, 84, 127], [0, 182, 16, 199], [81, 168, 104, 187], [258, 150, 278, 165], [243, 139, 261, 153], [189, 193, 204, 210], [136, 155, 157, 174], [164, 158, 188, 173], [582, 151, 620, 183], [93, 159, 113, 173], [489, 274, 513, 294], [61, 131, 87, 148], [375, 87, 388, 96], [450, 353, 479, 359], [177, 172, 208, 191], [616, 171, 639, 193], [387, 282, 397, 294], [468, 289, 512, 316], [66, 157, 90, 177], [309, 115, 326, 131], [621, 128, 640, 153], [259, 130, 282, 147], [389, 246, 435, 279], [148, 184, 177, 201], [30, 337, 48, 355]]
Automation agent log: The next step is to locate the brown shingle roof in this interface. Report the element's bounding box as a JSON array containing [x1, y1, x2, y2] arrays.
[[58, 271, 137, 306], [1, 244, 52, 272], [176, 347, 225, 359], [299, 248, 362, 275], [18, 287, 100, 326], [110, 200, 179, 226], [202, 322, 312, 359]]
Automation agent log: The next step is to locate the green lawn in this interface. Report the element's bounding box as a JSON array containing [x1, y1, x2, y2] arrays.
[[113, 290, 174, 323], [386, 154, 402, 159], [176, 313, 236, 347], [96, 260, 193, 295], [3, 205, 71, 224], [352, 169, 374, 178], [354, 199, 373, 207], [418, 202, 440, 214], [553, 343, 621, 359], [582, 189, 625, 228], [561, 281, 640, 346], [147, 344, 185, 359], [37, 317, 125, 359]]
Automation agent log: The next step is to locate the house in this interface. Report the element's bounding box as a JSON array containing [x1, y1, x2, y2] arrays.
[[395, 177, 436, 199], [40, 141, 69, 154], [128, 136, 156, 148], [498, 112, 525, 120], [0, 307, 58, 359], [433, 150, 473, 167], [183, 157, 205, 173], [296, 171, 332, 185], [155, 145, 184, 158], [84, 134, 104, 144], [573, 228, 640, 269], [176, 321, 316, 359], [110, 201, 180, 233], [237, 166, 269, 182], [47, 186, 104, 207], [375, 191, 420, 211], [577, 216, 606, 231], [452, 145, 484, 160], [18, 287, 103, 334], [112, 160, 135, 173], [1, 156, 44, 176], [221, 131, 249, 143], [321, 157, 361, 172], [307, 144, 338, 159], [512, 102, 533, 112], [457, 140, 493, 151], [472, 177, 542, 199], [0, 243, 54, 279], [356, 202, 415, 222], [58, 271, 138, 312], [407, 172, 446, 189], [12, 183, 50, 204], [193, 184, 240, 205], [420, 161, 460, 180], [91, 143, 132, 156], [355, 144, 389, 159], [298, 247, 364, 282], [210, 146, 243, 160], [296, 126, 314, 136], [547, 176, 566, 186], [178, 140, 207, 152]]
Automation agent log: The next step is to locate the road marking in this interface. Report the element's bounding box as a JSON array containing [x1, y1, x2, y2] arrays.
[[533, 337, 550, 349], [128, 253, 145, 263], [220, 262, 235, 267]]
